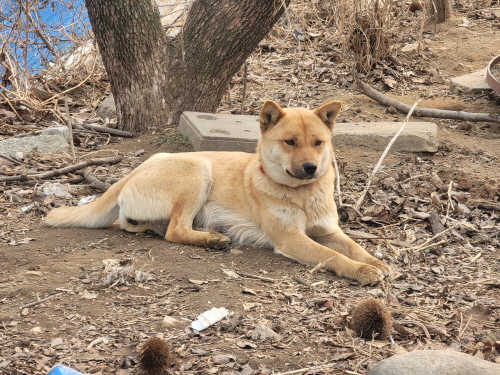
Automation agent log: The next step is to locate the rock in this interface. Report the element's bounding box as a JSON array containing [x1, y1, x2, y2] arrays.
[[212, 354, 232, 364], [97, 94, 117, 120], [50, 337, 64, 348], [450, 68, 492, 94], [0, 135, 69, 157], [251, 321, 282, 342], [41, 124, 70, 141], [367, 350, 500, 375], [401, 43, 420, 54]]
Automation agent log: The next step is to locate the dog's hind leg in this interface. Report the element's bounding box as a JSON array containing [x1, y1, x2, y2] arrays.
[[161, 159, 229, 250], [165, 190, 230, 250]]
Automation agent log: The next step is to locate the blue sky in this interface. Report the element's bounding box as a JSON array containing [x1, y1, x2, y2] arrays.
[[1, 0, 90, 71]]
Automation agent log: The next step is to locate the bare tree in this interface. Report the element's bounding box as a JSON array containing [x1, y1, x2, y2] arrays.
[[84, 0, 289, 132]]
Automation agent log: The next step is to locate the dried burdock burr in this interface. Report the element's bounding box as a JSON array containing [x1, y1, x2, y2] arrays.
[[350, 298, 392, 340], [138, 337, 172, 375]]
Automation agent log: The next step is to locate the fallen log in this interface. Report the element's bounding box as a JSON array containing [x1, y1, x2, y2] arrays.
[[0, 155, 123, 182], [357, 82, 500, 123]]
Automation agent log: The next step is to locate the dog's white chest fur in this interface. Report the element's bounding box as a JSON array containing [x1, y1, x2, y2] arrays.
[[195, 201, 272, 248]]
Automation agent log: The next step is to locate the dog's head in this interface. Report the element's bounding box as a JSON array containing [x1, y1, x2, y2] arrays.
[[258, 100, 342, 187]]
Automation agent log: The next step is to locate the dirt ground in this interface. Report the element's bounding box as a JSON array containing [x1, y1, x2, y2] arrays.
[[1, 7, 500, 375]]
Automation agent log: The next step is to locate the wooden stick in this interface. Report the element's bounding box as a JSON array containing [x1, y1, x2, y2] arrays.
[[0, 155, 122, 182], [240, 60, 248, 114], [64, 97, 76, 162], [408, 222, 460, 252], [332, 152, 342, 206], [273, 363, 355, 375], [235, 272, 275, 283], [309, 255, 336, 273], [478, 202, 500, 211], [355, 100, 420, 210], [83, 167, 112, 192], [81, 123, 135, 138], [21, 292, 63, 308], [357, 82, 500, 123]]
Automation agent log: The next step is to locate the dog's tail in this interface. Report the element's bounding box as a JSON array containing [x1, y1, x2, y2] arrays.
[[45, 177, 128, 228]]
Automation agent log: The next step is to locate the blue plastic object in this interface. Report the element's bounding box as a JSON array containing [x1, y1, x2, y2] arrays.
[[47, 364, 85, 375]]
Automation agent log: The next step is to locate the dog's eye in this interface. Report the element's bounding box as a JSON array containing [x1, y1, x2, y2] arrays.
[[284, 139, 295, 146], [315, 140, 323, 147]]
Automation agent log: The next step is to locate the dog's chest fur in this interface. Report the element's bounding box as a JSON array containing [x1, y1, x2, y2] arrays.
[[196, 175, 336, 248]]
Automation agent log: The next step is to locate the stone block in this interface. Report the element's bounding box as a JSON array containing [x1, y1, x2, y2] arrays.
[[179, 111, 439, 153]]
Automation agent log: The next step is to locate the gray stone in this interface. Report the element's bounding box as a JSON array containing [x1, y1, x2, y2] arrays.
[[251, 322, 282, 342], [450, 68, 492, 94], [179, 111, 439, 153], [0, 135, 69, 157], [367, 350, 500, 375], [96, 94, 116, 120], [41, 125, 70, 141]]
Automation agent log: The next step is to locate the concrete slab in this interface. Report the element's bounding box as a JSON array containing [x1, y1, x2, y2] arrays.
[[450, 68, 492, 94], [179, 112, 439, 153], [0, 135, 69, 158]]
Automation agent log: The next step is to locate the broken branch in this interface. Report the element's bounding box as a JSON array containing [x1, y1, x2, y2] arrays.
[[0, 155, 123, 182], [357, 82, 500, 123], [81, 123, 135, 138]]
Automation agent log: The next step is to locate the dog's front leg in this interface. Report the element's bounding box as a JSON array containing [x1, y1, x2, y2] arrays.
[[314, 229, 391, 278], [266, 219, 384, 285]]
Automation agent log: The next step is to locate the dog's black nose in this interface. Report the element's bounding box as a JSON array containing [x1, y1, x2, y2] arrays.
[[303, 162, 317, 176]]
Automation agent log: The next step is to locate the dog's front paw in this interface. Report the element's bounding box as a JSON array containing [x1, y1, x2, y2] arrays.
[[365, 257, 391, 278], [354, 264, 384, 286], [205, 232, 230, 250]]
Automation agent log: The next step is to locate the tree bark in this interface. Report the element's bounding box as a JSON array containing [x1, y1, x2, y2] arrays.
[[84, 0, 289, 132], [435, 0, 453, 23]]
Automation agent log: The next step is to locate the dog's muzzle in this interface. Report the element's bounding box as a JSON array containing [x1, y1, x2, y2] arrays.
[[287, 162, 318, 180]]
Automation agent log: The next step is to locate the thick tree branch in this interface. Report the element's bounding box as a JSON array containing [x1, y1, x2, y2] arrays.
[[357, 82, 500, 123]]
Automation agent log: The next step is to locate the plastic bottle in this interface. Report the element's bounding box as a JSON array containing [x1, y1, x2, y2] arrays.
[[190, 307, 229, 331], [47, 364, 89, 375]]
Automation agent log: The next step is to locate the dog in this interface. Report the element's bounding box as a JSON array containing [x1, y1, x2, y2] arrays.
[[45, 101, 391, 285]]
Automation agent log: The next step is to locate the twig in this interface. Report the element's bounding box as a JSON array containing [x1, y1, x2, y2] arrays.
[[0, 90, 23, 121], [83, 167, 112, 192], [407, 222, 461, 252], [477, 202, 500, 211], [81, 123, 135, 138], [357, 82, 500, 123], [396, 319, 431, 339], [21, 292, 63, 308], [235, 272, 276, 283], [0, 156, 123, 182], [87, 337, 104, 351], [0, 154, 25, 165], [293, 277, 316, 289], [240, 60, 248, 114], [309, 256, 336, 273], [355, 99, 420, 210], [272, 363, 345, 375], [64, 97, 76, 162], [332, 152, 342, 206]]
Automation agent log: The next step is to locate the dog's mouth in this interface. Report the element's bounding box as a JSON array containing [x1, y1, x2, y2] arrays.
[[286, 169, 315, 180]]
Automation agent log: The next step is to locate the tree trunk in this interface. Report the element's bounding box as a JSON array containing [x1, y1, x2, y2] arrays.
[[435, 0, 453, 23], [84, 0, 288, 132]]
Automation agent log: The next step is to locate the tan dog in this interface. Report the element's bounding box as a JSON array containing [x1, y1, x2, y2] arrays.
[[45, 101, 390, 285]]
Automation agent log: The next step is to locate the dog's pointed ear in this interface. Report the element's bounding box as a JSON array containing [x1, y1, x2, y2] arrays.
[[260, 101, 286, 132], [314, 101, 342, 130]]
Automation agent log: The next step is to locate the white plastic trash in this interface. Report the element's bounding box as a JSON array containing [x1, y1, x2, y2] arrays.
[[190, 307, 229, 331]]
